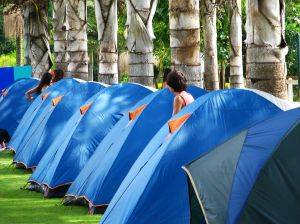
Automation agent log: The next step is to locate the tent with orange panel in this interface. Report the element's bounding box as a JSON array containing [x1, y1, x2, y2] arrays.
[[8, 78, 85, 153], [65, 86, 207, 213], [12, 81, 105, 169], [0, 78, 39, 136], [99, 89, 298, 224], [28, 83, 153, 198]]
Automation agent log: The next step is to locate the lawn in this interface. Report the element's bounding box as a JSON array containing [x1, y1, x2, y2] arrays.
[[0, 151, 101, 224]]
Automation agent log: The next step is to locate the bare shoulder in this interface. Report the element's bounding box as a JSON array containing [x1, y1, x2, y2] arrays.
[[174, 95, 184, 103]]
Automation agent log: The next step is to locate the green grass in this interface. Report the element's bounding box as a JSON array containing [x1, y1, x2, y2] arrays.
[[0, 151, 101, 224]]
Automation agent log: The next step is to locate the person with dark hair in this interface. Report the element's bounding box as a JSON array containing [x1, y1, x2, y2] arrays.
[[25, 72, 52, 101], [162, 68, 172, 88], [0, 129, 10, 150], [51, 69, 64, 83], [166, 70, 194, 115]]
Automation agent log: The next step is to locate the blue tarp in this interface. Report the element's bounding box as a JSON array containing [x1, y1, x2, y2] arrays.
[[99, 89, 284, 224], [0, 67, 14, 91], [13, 66, 32, 80], [13, 82, 105, 169], [29, 83, 153, 195], [0, 66, 32, 91], [8, 78, 83, 152], [66, 86, 207, 209], [0, 78, 39, 135]]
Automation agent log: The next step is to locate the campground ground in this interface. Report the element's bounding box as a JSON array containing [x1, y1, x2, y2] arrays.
[[0, 151, 101, 224]]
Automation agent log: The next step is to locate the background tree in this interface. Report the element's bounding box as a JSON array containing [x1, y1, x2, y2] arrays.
[[246, 0, 288, 99], [65, 0, 89, 80], [23, 0, 52, 77], [126, 0, 158, 86], [3, 4, 24, 66], [203, 0, 219, 90], [95, 0, 118, 84], [53, 0, 68, 72], [169, 0, 202, 87], [229, 0, 244, 88]]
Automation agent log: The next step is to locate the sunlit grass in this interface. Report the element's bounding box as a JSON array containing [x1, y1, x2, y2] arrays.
[[0, 151, 101, 224]]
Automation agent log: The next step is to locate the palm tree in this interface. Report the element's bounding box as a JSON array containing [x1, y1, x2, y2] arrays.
[[53, 0, 68, 73], [229, 0, 244, 88], [65, 0, 89, 80], [126, 0, 158, 86], [95, 0, 118, 84], [23, 0, 52, 77], [203, 0, 219, 90], [246, 0, 288, 99], [53, 0, 89, 80], [169, 0, 202, 87]]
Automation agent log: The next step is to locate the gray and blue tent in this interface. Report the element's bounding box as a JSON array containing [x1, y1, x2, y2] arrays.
[[65, 86, 207, 212], [13, 81, 105, 169], [99, 89, 297, 224], [183, 108, 300, 224], [0, 78, 39, 136], [8, 78, 82, 152], [29, 83, 153, 197]]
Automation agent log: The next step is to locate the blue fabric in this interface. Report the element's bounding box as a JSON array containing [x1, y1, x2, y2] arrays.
[[13, 66, 32, 80], [0, 67, 14, 91], [13, 82, 105, 168], [29, 83, 153, 189], [0, 78, 39, 135], [66, 86, 206, 207], [99, 89, 282, 224], [227, 108, 300, 224], [9, 78, 82, 152]]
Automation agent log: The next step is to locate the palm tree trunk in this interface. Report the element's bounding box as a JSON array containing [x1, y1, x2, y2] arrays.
[[16, 35, 23, 66], [246, 0, 288, 99], [203, 0, 219, 90], [219, 60, 226, 89], [169, 0, 202, 87], [23, 1, 52, 78], [95, 0, 118, 84], [53, 0, 68, 73], [126, 0, 158, 86], [229, 0, 244, 88], [65, 0, 89, 80]]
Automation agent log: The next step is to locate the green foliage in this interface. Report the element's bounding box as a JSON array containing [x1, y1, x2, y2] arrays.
[[153, 0, 171, 70], [118, 6, 127, 53], [0, 51, 16, 67], [0, 151, 101, 224], [285, 0, 300, 76], [216, 4, 230, 64], [87, 0, 98, 52], [121, 73, 129, 83]]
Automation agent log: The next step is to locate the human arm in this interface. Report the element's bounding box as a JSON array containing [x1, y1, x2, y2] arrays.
[[25, 86, 39, 101], [173, 95, 184, 115]]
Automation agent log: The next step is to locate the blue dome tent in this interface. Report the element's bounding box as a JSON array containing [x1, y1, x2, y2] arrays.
[[65, 86, 207, 213], [0, 78, 39, 136], [99, 89, 297, 224], [183, 108, 300, 224], [28, 83, 153, 197], [8, 78, 83, 153], [13, 81, 105, 169]]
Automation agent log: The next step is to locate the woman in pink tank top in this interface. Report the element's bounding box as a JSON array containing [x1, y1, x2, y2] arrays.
[[166, 70, 195, 115]]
